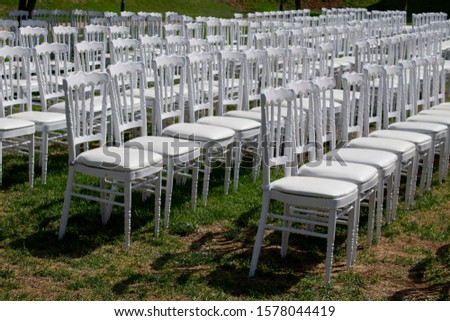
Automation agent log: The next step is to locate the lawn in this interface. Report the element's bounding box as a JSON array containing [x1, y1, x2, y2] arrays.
[[0, 144, 449, 300]]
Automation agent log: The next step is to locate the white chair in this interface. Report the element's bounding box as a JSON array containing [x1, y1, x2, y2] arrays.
[[5, 46, 67, 184], [190, 52, 261, 193], [74, 41, 106, 72], [0, 46, 35, 188], [341, 73, 418, 214], [58, 70, 163, 249], [249, 86, 359, 284], [113, 61, 200, 229], [21, 20, 48, 28], [152, 54, 235, 205], [0, 19, 19, 45]]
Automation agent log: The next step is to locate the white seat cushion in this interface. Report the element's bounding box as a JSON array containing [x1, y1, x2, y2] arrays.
[[347, 137, 416, 156], [419, 109, 450, 117], [431, 103, 450, 110], [298, 161, 378, 186], [196, 116, 260, 132], [325, 148, 398, 171], [271, 176, 358, 199], [162, 123, 235, 143], [76, 146, 163, 172], [388, 121, 447, 135], [369, 130, 432, 150], [8, 111, 66, 125], [0, 118, 35, 131], [407, 114, 450, 126], [223, 110, 262, 122], [125, 136, 200, 158]]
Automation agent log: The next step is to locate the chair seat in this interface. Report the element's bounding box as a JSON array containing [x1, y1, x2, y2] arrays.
[[388, 121, 448, 135], [0, 118, 35, 132], [8, 111, 66, 126], [298, 161, 378, 189], [125, 136, 200, 159], [369, 130, 432, 152], [325, 148, 398, 172], [48, 95, 110, 114], [271, 176, 358, 199], [76, 146, 163, 172], [419, 109, 450, 117], [162, 123, 235, 143], [407, 114, 450, 126], [196, 116, 260, 132], [347, 137, 416, 161], [223, 110, 262, 122], [431, 103, 450, 110], [335, 56, 355, 65]]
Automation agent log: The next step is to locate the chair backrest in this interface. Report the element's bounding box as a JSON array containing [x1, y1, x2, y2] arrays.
[[206, 19, 221, 37], [108, 61, 147, 143], [22, 20, 48, 28], [0, 46, 32, 116], [108, 26, 129, 40], [152, 54, 187, 135], [220, 19, 237, 50], [110, 38, 139, 64], [289, 46, 308, 81], [317, 42, 335, 78], [34, 42, 69, 112], [165, 35, 188, 55], [243, 49, 268, 110], [164, 23, 184, 37], [218, 50, 245, 114], [71, 9, 87, 33], [313, 77, 337, 155], [63, 71, 110, 163], [52, 26, 78, 62], [363, 64, 386, 135], [288, 80, 318, 164], [413, 57, 430, 112], [19, 26, 48, 48], [74, 41, 106, 72], [341, 72, 366, 141], [260, 87, 297, 181], [139, 35, 164, 84], [31, 9, 50, 25], [399, 59, 417, 119], [0, 31, 15, 47], [188, 38, 208, 53], [186, 52, 215, 122], [50, 10, 70, 28], [8, 10, 29, 25], [84, 24, 109, 50], [266, 47, 289, 87], [384, 65, 403, 128], [146, 15, 163, 37]]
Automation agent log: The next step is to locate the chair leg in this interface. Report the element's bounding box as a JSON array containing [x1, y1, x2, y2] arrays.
[[350, 197, 360, 266], [202, 152, 211, 206], [41, 131, 49, 184], [224, 145, 232, 195], [426, 143, 435, 191], [367, 187, 377, 247], [233, 141, 241, 192], [249, 191, 270, 277], [58, 166, 75, 240], [252, 140, 261, 182], [103, 183, 117, 224], [28, 134, 34, 188], [375, 178, 384, 245], [281, 204, 292, 258], [123, 181, 132, 250], [191, 162, 199, 209], [154, 171, 162, 238], [390, 160, 402, 222], [325, 209, 337, 284], [163, 160, 174, 229]]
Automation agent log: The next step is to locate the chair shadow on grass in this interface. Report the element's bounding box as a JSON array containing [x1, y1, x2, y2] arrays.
[[390, 243, 450, 300]]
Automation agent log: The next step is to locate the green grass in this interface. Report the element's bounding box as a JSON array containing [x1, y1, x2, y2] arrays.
[[0, 143, 449, 300], [0, 0, 286, 19]]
